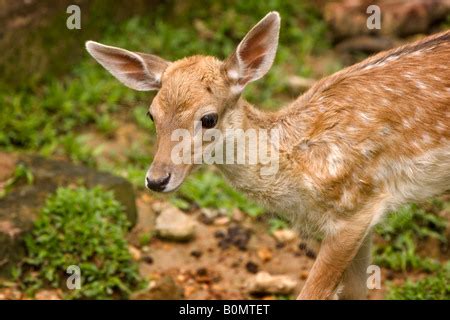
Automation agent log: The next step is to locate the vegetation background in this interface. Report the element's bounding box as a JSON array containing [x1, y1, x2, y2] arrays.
[[0, 0, 449, 299]]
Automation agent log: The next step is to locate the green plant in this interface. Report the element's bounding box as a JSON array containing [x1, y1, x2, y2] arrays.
[[173, 170, 265, 217], [374, 203, 447, 272], [19, 187, 144, 299], [0, 163, 34, 198], [386, 263, 450, 300], [268, 217, 290, 234]]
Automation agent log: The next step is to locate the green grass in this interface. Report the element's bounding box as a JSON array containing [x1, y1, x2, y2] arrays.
[[0, 0, 330, 217], [374, 203, 447, 272], [268, 217, 290, 234], [16, 187, 145, 299], [0, 163, 34, 199], [2, 1, 449, 300], [386, 263, 450, 300], [172, 170, 265, 217]]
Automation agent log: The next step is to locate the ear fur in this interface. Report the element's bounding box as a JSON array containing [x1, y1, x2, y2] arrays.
[[223, 11, 280, 93], [85, 41, 170, 91]]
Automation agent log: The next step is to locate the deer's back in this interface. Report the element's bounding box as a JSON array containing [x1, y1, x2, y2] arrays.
[[280, 31, 450, 218]]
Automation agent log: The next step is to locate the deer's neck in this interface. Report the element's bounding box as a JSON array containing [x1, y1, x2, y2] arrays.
[[215, 98, 283, 185], [223, 98, 276, 131]]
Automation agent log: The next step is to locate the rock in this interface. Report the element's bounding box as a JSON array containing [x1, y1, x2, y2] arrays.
[[128, 245, 142, 261], [231, 208, 244, 222], [155, 205, 196, 241], [151, 201, 170, 214], [245, 261, 259, 274], [34, 289, 62, 300], [247, 272, 297, 295], [190, 250, 202, 258], [142, 254, 154, 264], [217, 224, 252, 251], [257, 247, 273, 262], [0, 154, 138, 276], [214, 216, 230, 226], [200, 208, 220, 219], [131, 276, 184, 300], [272, 229, 297, 243]]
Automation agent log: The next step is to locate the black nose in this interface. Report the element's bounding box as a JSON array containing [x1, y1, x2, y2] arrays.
[[146, 174, 171, 192]]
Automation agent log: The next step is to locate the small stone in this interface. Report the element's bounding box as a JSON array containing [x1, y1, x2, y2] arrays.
[[131, 276, 184, 300], [214, 216, 230, 226], [231, 208, 244, 222], [142, 255, 154, 264], [151, 201, 169, 213], [190, 250, 203, 258], [245, 261, 259, 274], [184, 285, 197, 298], [272, 229, 297, 243], [155, 205, 196, 241], [196, 267, 208, 277], [198, 214, 215, 225], [128, 245, 142, 261], [247, 272, 297, 295], [214, 230, 225, 238], [218, 208, 228, 216], [200, 208, 220, 219], [257, 247, 273, 262], [35, 290, 61, 300], [275, 242, 285, 249]]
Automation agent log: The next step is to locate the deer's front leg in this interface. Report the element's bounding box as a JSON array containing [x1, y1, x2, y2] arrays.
[[297, 213, 373, 300]]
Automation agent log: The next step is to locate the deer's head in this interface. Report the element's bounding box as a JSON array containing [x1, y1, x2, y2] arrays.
[[86, 12, 280, 192]]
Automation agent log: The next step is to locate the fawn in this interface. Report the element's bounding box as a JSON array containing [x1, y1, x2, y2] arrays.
[[86, 12, 450, 299]]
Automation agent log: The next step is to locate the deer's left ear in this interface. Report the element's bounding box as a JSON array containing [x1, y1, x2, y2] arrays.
[[85, 41, 170, 91], [223, 11, 280, 92]]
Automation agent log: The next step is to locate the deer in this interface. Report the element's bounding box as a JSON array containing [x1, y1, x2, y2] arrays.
[[86, 12, 450, 299]]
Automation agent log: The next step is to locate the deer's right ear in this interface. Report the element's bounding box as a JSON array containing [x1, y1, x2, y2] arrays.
[[85, 41, 170, 91]]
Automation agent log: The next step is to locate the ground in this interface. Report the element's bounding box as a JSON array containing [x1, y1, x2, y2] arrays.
[[0, 1, 449, 300]]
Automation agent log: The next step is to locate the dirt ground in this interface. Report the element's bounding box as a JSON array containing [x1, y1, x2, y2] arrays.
[[127, 193, 393, 300]]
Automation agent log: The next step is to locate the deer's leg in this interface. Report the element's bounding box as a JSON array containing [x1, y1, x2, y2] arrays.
[[297, 211, 373, 300], [337, 230, 373, 300]]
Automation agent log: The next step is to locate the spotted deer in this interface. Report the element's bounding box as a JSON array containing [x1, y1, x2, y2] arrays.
[[86, 12, 450, 299]]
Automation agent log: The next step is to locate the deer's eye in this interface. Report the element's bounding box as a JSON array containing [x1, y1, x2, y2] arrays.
[[146, 111, 154, 122], [201, 113, 218, 129]]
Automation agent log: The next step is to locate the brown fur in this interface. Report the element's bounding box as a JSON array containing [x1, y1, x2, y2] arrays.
[[86, 14, 450, 299]]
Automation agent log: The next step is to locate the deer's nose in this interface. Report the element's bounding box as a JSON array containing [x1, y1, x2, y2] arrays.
[[146, 173, 171, 192]]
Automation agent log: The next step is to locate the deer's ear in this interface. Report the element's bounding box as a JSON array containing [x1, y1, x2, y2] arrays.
[[85, 41, 170, 91], [223, 11, 280, 92]]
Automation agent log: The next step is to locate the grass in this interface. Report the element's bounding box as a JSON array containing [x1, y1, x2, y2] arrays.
[[172, 170, 265, 217], [0, 0, 330, 214], [375, 201, 449, 299], [0, 163, 34, 199], [15, 187, 144, 299], [1, 1, 449, 300], [386, 263, 450, 300], [374, 203, 447, 273]]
